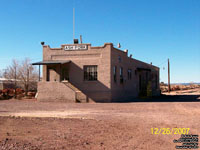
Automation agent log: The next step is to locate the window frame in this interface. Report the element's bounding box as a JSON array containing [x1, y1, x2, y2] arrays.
[[127, 69, 132, 80], [113, 66, 117, 83], [83, 65, 98, 81], [120, 67, 123, 84], [155, 74, 158, 89]]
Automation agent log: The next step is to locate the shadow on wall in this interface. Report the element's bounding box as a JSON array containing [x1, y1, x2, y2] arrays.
[[63, 62, 161, 103], [66, 62, 111, 103]]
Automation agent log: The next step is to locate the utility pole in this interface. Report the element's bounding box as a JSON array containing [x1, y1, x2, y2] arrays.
[[168, 58, 170, 93], [14, 66, 17, 98]]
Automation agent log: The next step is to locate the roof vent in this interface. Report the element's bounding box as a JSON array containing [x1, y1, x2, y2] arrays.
[[117, 43, 121, 48], [124, 49, 128, 56], [74, 39, 79, 44]]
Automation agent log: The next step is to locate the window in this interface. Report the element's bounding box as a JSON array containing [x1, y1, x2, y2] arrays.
[[114, 66, 117, 83], [127, 69, 132, 80], [84, 65, 98, 81], [118, 56, 121, 63], [155, 74, 158, 89], [120, 67, 123, 83], [61, 67, 69, 81]]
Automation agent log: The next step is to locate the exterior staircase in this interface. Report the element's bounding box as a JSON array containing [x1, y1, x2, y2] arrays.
[[62, 81, 88, 103]]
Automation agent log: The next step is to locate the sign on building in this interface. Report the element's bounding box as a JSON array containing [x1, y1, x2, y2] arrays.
[[64, 45, 88, 50]]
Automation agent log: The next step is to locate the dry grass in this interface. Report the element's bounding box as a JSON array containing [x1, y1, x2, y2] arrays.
[[160, 84, 200, 93]]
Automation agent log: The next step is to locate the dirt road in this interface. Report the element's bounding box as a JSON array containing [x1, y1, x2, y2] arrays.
[[0, 88, 200, 150]]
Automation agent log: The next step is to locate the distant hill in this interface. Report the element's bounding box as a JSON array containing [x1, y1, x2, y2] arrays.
[[171, 83, 200, 85], [161, 82, 200, 85]]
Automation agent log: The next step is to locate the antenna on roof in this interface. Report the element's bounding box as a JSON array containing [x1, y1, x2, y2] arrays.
[[73, 8, 75, 41]]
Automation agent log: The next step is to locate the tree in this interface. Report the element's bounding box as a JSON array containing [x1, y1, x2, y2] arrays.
[[4, 59, 19, 98], [4, 59, 19, 80], [18, 58, 38, 96], [4, 58, 38, 97]]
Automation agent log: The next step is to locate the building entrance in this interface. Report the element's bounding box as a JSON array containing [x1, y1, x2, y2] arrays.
[[61, 67, 69, 81]]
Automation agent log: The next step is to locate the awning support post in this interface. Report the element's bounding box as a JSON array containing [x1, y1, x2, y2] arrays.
[[39, 65, 40, 81]]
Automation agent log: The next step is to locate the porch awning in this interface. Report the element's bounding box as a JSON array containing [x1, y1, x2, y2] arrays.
[[137, 67, 151, 72], [32, 60, 71, 65]]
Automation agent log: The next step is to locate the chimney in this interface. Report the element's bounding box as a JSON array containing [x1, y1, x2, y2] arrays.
[[74, 39, 79, 44], [130, 54, 132, 58]]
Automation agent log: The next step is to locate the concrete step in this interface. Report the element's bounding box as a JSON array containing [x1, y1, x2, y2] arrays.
[[62, 81, 87, 103]]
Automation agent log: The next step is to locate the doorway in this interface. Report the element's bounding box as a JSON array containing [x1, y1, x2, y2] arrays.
[[61, 67, 69, 81], [47, 67, 57, 81]]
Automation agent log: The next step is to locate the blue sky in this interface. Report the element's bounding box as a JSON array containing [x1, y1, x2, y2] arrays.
[[0, 0, 199, 83]]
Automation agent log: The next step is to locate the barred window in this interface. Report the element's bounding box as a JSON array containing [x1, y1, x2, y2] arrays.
[[155, 74, 158, 89], [120, 67, 123, 84], [114, 66, 117, 83], [84, 65, 98, 81], [127, 69, 132, 80], [118, 56, 121, 63]]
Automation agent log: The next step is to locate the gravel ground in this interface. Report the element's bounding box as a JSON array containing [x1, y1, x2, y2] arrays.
[[0, 88, 200, 150]]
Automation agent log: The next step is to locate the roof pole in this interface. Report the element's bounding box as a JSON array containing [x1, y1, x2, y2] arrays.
[[73, 8, 75, 41]]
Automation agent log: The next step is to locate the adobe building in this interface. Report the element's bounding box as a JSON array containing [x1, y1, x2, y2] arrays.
[[32, 41, 160, 102]]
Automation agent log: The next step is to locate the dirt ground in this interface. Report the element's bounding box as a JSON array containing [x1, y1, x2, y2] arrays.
[[0, 88, 200, 150]]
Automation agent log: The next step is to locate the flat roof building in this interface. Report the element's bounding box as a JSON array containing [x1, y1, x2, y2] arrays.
[[33, 42, 160, 102]]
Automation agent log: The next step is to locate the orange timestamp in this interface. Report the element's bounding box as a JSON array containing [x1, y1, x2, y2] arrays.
[[151, 128, 190, 135]]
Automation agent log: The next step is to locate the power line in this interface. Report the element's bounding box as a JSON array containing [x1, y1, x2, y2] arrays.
[[157, 59, 168, 67]]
